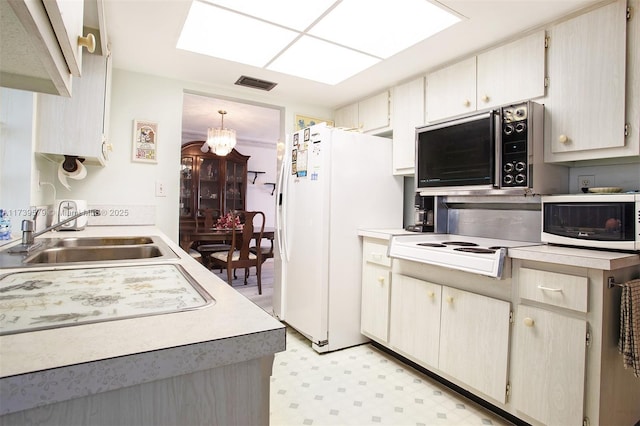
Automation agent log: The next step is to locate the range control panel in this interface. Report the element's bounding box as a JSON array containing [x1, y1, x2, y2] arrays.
[[500, 103, 529, 187]]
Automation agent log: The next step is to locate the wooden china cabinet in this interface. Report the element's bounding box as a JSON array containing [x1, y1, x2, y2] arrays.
[[179, 141, 250, 233]]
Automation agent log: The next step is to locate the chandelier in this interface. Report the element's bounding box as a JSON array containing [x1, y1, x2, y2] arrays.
[[202, 110, 236, 156]]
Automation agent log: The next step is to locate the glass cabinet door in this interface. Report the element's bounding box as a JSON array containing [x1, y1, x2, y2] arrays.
[[179, 157, 193, 217], [226, 160, 245, 211], [199, 157, 222, 214]]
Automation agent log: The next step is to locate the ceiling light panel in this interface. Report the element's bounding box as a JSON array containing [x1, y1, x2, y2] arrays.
[[308, 0, 461, 58], [267, 36, 380, 85], [177, 1, 298, 67], [203, 0, 337, 31]]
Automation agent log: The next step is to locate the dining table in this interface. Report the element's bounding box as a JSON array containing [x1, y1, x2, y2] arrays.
[[180, 227, 275, 253]]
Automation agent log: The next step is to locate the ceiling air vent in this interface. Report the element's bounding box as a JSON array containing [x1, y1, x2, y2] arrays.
[[235, 75, 277, 91]]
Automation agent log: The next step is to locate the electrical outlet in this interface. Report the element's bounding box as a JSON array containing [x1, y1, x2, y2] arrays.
[[578, 175, 595, 188]]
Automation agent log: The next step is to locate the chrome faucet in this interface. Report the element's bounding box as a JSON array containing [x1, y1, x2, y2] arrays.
[[21, 209, 100, 246]]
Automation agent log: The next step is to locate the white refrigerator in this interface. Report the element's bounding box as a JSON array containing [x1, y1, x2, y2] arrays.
[[275, 123, 403, 353]]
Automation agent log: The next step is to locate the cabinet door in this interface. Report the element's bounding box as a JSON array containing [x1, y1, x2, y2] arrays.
[[334, 103, 358, 130], [511, 305, 586, 426], [361, 263, 391, 342], [392, 78, 424, 175], [225, 159, 246, 212], [359, 91, 390, 133], [476, 30, 546, 109], [198, 157, 222, 213], [426, 57, 476, 122], [180, 156, 194, 217], [545, 0, 627, 161], [439, 287, 510, 403], [36, 52, 110, 165], [389, 274, 441, 367]]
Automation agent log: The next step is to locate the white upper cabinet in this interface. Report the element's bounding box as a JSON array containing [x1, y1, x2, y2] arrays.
[[36, 51, 112, 166], [0, 0, 92, 97], [426, 31, 546, 123], [334, 103, 359, 130], [545, 0, 628, 162], [334, 91, 391, 134], [426, 57, 477, 122], [476, 30, 546, 110], [391, 77, 425, 175]]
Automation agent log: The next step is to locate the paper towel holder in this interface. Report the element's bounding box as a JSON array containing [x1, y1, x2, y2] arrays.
[[62, 156, 85, 173]]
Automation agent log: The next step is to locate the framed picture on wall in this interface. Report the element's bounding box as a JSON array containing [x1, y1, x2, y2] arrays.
[[295, 114, 334, 131], [132, 120, 158, 163]]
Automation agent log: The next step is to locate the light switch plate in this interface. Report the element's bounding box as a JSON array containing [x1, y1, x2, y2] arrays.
[[155, 181, 167, 197]]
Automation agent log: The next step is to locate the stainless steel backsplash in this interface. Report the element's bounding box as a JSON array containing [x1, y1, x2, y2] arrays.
[[436, 195, 542, 242]]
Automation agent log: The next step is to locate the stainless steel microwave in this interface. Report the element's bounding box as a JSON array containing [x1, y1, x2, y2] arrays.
[[541, 194, 640, 251], [415, 101, 568, 195]]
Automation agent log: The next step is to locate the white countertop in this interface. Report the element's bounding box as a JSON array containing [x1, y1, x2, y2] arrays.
[[358, 228, 417, 240], [508, 244, 640, 270], [0, 226, 285, 415]]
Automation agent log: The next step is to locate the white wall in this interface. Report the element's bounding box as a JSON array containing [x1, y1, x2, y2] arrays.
[[240, 142, 278, 228], [0, 88, 55, 236], [36, 69, 332, 243], [567, 163, 640, 193]]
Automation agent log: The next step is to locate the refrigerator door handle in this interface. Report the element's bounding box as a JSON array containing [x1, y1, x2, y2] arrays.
[[276, 136, 290, 262]]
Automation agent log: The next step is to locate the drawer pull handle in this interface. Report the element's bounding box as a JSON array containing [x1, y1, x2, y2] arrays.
[[537, 285, 563, 292], [428, 291, 435, 298], [523, 317, 535, 327], [377, 276, 385, 284], [446, 296, 454, 304]]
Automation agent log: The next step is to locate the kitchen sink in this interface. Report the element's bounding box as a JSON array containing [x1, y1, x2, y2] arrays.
[[24, 246, 165, 264], [0, 235, 178, 268], [54, 236, 154, 247]]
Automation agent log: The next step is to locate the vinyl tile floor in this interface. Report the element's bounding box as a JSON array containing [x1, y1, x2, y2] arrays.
[[209, 261, 512, 425], [269, 328, 513, 426]]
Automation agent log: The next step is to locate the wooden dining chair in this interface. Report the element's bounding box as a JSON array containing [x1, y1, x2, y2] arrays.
[[194, 208, 231, 269], [209, 211, 265, 294]]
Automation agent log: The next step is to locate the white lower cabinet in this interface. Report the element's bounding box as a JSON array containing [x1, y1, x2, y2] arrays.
[[361, 262, 391, 342], [389, 274, 441, 367], [360, 238, 392, 343], [388, 273, 511, 404], [438, 287, 511, 403], [511, 305, 587, 425]]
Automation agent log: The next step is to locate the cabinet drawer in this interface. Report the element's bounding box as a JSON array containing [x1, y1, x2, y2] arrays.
[[363, 240, 391, 267], [519, 267, 588, 312]]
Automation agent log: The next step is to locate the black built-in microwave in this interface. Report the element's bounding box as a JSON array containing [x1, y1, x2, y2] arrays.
[[415, 101, 567, 195]]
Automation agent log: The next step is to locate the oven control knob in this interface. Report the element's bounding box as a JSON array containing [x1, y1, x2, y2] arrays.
[[504, 174, 514, 184], [516, 108, 526, 117], [515, 161, 526, 172], [515, 122, 526, 133], [504, 124, 514, 135], [515, 174, 526, 184], [504, 162, 514, 173]]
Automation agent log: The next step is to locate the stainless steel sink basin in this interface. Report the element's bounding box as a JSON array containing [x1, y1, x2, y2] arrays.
[[0, 235, 178, 268], [54, 236, 154, 247], [24, 246, 165, 264]]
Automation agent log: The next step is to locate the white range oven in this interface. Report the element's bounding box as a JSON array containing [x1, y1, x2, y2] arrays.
[[388, 234, 540, 279]]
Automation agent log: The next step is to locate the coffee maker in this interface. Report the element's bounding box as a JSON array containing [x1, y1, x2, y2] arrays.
[[406, 194, 434, 232]]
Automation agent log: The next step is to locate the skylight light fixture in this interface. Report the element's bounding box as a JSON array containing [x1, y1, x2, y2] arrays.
[[178, 0, 461, 85], [203, 110, 237, 156]]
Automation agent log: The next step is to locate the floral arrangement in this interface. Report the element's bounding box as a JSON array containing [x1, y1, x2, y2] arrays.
[[215, 211, 242, 229]]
